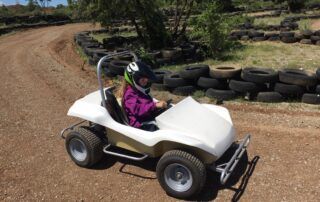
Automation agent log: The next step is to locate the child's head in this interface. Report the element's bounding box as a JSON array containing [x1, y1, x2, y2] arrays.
[[124, 61, 156, 94]]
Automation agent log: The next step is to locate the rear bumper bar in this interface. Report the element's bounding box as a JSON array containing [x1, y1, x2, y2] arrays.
[[213, 134, 251, 185]]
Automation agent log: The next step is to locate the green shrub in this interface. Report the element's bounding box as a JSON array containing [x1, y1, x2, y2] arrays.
[[189, 2, 245, 59]]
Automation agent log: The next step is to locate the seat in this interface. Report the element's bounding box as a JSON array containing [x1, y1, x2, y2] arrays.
[[104, 89, 129, 125]]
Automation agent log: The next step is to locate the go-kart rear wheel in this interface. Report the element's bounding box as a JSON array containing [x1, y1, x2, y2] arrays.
[[65, 126, 105, 168], [156, 150, 206, 199]]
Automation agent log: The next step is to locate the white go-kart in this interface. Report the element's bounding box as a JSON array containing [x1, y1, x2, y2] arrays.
[[60, 51, 251, 199]]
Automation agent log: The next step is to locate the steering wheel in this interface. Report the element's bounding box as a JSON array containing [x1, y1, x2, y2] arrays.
[[157, 99, 173, 115], [166, 99, 173, 108]]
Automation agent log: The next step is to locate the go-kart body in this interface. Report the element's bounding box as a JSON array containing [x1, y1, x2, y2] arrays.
[[60, 51, 250, 190]]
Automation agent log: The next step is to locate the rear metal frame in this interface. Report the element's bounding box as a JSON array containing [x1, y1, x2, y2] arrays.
[[213, 134, 251, 185]]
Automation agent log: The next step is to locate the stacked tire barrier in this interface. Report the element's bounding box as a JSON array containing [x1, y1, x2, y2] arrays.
[[230, 28, 320, 45], [230, 12, 320, 45], [75, 30, 203, 72], [151, 65, 320, 105], [0, 20, 71, 36], [235, 21, 298, 31]]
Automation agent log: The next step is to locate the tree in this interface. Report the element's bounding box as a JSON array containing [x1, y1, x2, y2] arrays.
[[74, 0, 170, 49], [273, 0, 305, 12], [36, 0, 51, 8], [26, 0, 38, 11]]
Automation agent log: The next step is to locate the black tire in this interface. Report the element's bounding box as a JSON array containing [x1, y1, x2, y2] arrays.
[[109, 60, 130, 76], [252, 36, 266, 41], [315, 85, 320, 94], [210, 66, 242, 79], [104, 68, 117, 78], [86, 48, 108, 58], [151, 83, 169, 91], [310, 35, 320, 43], [161, 48, 182, 59], [65, 126, 105, 168], [300, 39, 312, 44], [301, 93, 320, 105], [164, 74, 188, 88], [301, 30, 313, 39], [279, 68, 317, 86], [279, 31, 294, 38], [153, 70, 172, 83], [280, 36, 297, 43], [205, 88, 237, 100], [180, 44, 196, 57], [274, 82, 305, 96], [248, 31, 264, 38], [316, 68, 320, 80], [156, 150, 206, 199], [156, 57, 172, 66], [268, 36, 280, 41], [257, 92, 284, 103], [241, 67, 278, 83], [197, 77, 220, 89], [172, 86, 196, 96], [88, 57, 97, 66], [179, 64, 209, 80], [229, 79, 266, 93]]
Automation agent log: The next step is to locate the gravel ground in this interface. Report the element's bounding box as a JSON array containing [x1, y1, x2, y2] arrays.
[[0, 23, 319, 201]]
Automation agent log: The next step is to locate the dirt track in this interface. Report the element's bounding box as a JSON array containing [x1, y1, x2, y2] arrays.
[[0, 23, 319, 201]]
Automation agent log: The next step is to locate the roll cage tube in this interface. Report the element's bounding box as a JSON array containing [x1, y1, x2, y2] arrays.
[[97, 51, 139, 108]]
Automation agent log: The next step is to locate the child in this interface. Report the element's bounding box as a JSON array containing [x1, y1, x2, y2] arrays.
[[117, 61, 167, 131]]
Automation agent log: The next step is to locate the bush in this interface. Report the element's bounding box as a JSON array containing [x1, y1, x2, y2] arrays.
[[288, 0, 305, 12], [189, 2, 245, 59]]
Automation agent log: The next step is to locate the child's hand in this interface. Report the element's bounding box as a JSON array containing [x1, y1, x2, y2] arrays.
[[156, 101, 167, 109]]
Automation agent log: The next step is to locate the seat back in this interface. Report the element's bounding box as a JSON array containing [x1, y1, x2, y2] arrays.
[[105, 89, 129, 125]]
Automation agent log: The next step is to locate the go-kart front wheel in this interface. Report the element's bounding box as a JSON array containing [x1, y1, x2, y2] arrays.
[[65, 126, 105, 168], [156, 150, 206, 199]]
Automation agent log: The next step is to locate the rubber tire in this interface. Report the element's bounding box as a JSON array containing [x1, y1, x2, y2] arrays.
[[172, 86, 196, 96], [205, 88, 237, 100], [179, 64, 209, 80], [316, 68, 320, 80], [316, 85, 320, 94], [274, 82, 305, 96], [156, 150, 206, 199], [257, 92, 284, 103], [197, 77, 220, 89], [161, 48, 182, 59], [65, 126, 105, 168], [280, 37, 297, 43], [229, 79, 266, 93], [151, 83, 169, 91], [164, 74, 188, 88], [301, 93, 320, 105], [153, 70, 172, 83], [210, 66, 242, 79], [241, 67, 278, 83], [279, 68, 317, 86], [109, 60, 130, 76], [300, 39, 312, 44]]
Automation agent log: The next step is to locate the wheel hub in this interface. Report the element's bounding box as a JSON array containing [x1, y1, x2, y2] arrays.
[[164, 163, 193, 192]]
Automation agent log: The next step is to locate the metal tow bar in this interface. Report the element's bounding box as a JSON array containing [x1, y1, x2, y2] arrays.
[[214, 134, 251, 185]]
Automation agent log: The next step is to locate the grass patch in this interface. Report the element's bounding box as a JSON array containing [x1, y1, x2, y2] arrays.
[[159, 41, 320, 72], [91, 31, 137, 43], [253, 16, 284, 26], [298, 19, 312, 31], [75, 44, 88, 63]]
